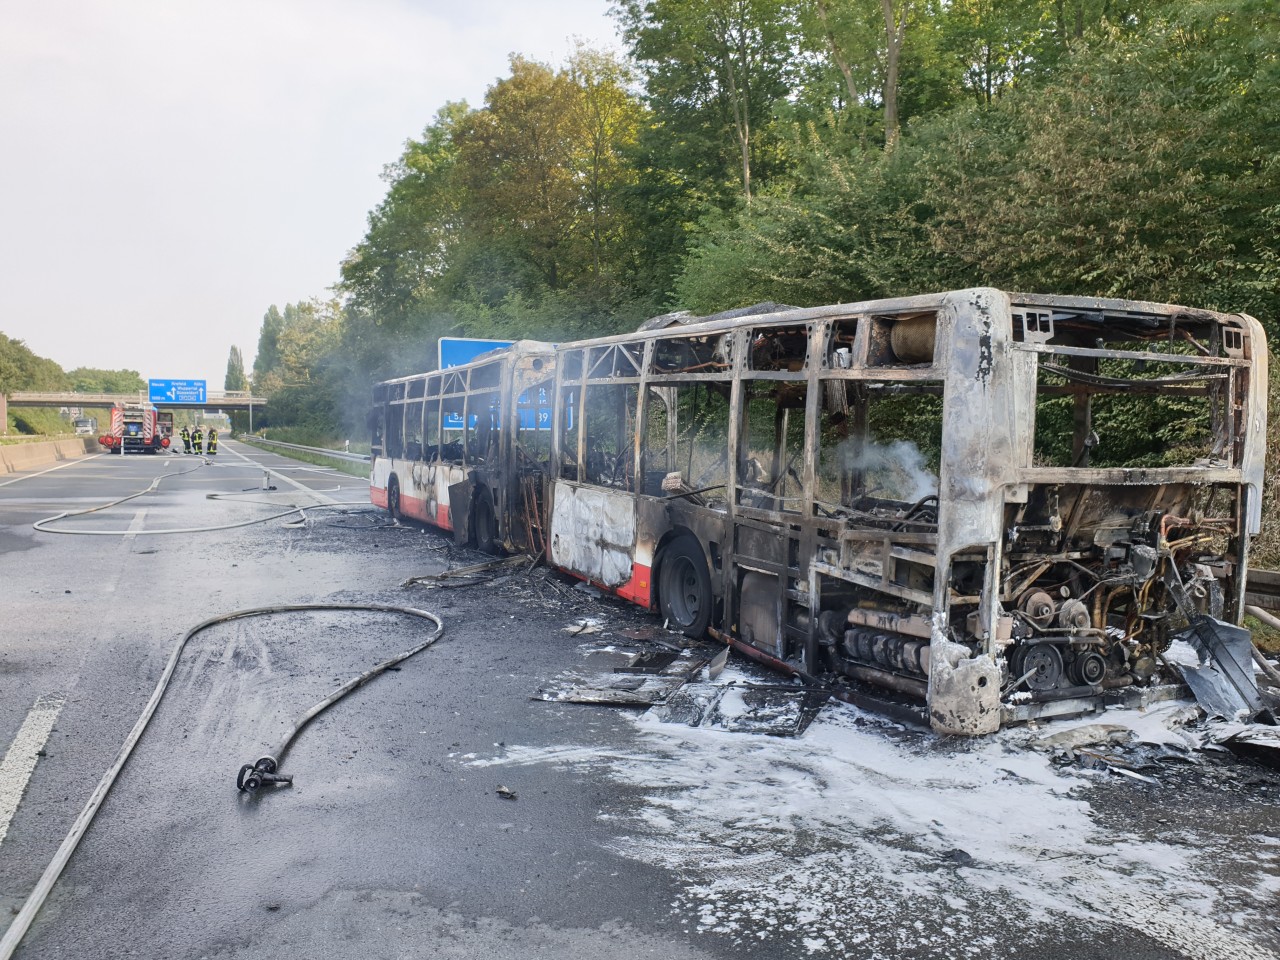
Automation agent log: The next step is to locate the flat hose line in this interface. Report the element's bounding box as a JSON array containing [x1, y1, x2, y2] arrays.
[[0, 603, 445, 959], [31, 457, 375, 536]]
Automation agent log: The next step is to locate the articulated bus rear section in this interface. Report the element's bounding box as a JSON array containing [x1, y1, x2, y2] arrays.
[[540, 288, 1267, 735], [370, 341, 557, 553]]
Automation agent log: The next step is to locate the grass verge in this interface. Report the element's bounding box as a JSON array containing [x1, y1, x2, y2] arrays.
[[237, 435, 371, 480]]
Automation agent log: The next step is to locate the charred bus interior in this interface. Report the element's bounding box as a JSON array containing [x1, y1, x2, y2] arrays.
[[802, 296, 1264, 730]]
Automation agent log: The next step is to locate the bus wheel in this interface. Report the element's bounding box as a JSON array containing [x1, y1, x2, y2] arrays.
[[658, 537, 711, 638], [387, 476, 401, 521], [472, 491, 498, 555]]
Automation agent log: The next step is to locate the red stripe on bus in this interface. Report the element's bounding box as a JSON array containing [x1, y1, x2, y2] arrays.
[[398, 492, 429, 521], [436, 504, 451, 529], [371, 488, 388, 509], [615, 563, 652, 608]]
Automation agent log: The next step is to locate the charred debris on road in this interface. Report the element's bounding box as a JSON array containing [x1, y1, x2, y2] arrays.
[[382, 518, 1280, 774]]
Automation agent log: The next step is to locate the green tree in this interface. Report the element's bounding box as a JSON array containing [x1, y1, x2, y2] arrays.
[[253, 305, 285, 384], [224, 347, 248, 392], [341, 102, 470, 332], [675, 0, 1280, 329], [615, 0, 798, 203], [0, 335, 68, 393], [569, 46, 645, 286], [453, 57, 587, 293], [65, 367, 145, 393], [339, 51, 650, 364], [256, 300, 349, 434], [919, 0, 1280, 325]]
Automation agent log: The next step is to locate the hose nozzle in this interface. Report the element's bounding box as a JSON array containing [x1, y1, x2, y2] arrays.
[[236, 755, 293, 792]]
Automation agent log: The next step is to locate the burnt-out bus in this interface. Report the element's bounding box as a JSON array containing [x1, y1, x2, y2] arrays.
[[370, 340, 556, 554], [372, 289, 1268, 734]]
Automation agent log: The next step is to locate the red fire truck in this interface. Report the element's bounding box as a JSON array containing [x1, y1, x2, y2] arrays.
[[99, 403, 171, 454]]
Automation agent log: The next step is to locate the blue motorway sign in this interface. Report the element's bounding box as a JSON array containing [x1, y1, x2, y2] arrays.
[[149, 379, 207, 404], [440, 380, 562, 433], [435, 340, 567, 432], [438, 337, 513, 369]]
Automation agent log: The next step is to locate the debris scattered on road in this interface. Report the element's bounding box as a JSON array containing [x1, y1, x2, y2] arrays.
[[650, 682, 828, 737], [401, 554, 530, 588], [1209, 723, 1280, 770], [565, 617, 605, 636], [536, 635, 828, 735], [535, 642, 710, 705], [939, 848, 974, 867], [535, 672, 696, 706], [1030, 724, 1134, 753], [707, 646, 729, 680], [496, 785, 518, 800]]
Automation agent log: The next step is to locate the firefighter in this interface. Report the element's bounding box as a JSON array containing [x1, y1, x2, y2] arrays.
[[193, 425, 203, 455], [180, 425, 192, 454], [207, 427, 218, 456]]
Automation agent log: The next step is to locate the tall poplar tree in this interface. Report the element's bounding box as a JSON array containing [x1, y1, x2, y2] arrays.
[[253, 306, 284, 385], [224, 346, 247, 392]]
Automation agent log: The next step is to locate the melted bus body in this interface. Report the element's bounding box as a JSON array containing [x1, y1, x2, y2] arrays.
[[371, 289, 1267, 733]]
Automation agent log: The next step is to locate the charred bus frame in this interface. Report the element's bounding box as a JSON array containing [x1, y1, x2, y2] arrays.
[[370, 340, 556, 555], [543, 288, 1267, 734]]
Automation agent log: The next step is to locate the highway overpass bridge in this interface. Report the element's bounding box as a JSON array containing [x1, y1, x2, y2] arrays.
[[2, 391, 267, 429]]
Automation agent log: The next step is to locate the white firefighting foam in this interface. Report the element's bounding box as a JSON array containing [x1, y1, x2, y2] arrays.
[[473, 692, 1278, 960]]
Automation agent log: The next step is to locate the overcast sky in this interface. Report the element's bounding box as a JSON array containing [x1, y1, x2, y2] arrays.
[[0, 0, 617, 389]]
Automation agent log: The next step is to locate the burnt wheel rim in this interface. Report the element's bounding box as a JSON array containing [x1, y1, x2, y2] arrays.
[[666, 556, 701, 626]]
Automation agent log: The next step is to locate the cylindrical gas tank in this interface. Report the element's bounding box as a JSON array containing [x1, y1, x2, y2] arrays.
[[889, 314, 937, 364]]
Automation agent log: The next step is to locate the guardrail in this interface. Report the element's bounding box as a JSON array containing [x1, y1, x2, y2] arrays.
[[240, 436, 371, 465], [1246, 568, 1280, 613]]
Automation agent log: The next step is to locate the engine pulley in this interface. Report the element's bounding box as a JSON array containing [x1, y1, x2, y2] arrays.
[[1014, 644, 1064, 692]]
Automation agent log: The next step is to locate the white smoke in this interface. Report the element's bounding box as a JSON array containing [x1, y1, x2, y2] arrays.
[[843, 438, 937, 503]]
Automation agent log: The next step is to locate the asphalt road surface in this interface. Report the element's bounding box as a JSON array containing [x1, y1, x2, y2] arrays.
[[1, 440, 1278, 960]]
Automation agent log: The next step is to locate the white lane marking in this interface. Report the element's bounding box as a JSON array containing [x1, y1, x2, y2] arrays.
[[224, 441, 338, 504], [122, 509, 147, 542], [0, 455, 104, 488], [0, 695, 66, 846]]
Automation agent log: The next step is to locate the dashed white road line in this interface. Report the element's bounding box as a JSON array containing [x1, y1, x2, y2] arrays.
[[0, 695, 66, 847], [122, 509, 148, 542], [0, 455, 102, 488], [224, 441, 340, 504]]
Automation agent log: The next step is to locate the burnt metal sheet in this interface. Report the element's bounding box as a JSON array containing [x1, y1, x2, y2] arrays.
[[534, 673, 690, 705], [650, 682, 829, 737], [612, 651, 680, 674], [534, 654, 709, 705], [548, 482, 636, 587], [1176, 616, 1269, 720]]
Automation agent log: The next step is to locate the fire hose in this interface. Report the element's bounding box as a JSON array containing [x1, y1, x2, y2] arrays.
[[0, 603, 445, 960], [32, 460, 374, 536]]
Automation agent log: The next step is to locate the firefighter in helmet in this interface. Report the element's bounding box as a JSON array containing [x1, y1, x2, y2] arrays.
[[180, 425, 192, 454], [207, 427, 218, 456], [193, 425, 203, 455]]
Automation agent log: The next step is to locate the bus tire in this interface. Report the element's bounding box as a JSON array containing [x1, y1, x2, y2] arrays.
[[387, 476, 401, 521], [658, 536, 711, 638], [472, 489, 498, 554]]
